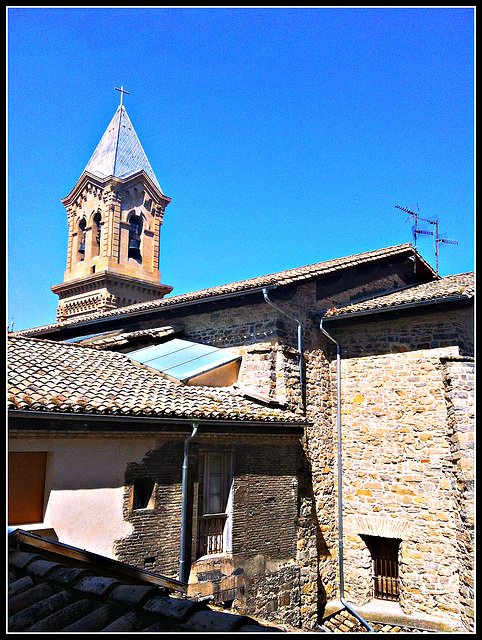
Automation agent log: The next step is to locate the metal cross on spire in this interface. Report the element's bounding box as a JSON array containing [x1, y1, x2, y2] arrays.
[[115, 86, 130, 107]]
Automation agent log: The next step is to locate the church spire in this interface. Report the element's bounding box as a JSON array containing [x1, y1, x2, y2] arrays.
[[83, 93, 162, 192], [51, 94, 172, 322]]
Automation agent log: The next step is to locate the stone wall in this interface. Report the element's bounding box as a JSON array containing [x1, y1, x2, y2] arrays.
[[116, 288, 473, 630], [320, 338, 474, 630], [331, 307, 473, 359], [441, 357, 475, 630]]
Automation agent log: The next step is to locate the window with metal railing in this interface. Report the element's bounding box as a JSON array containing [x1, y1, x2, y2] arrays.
[[196, 451, 233, 557]]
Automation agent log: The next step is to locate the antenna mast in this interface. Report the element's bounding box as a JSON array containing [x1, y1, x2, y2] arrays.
[[433, 220, 458, 275], [396, 205, 458, 275]]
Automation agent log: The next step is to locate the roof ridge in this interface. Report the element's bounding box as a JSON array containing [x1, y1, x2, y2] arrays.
[[111, 105, 123, 178], [10, 243, 430, 334]]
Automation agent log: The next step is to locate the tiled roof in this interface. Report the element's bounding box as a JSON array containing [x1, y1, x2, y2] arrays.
[[8, 529, 279, 633], [14, 243, 434, 336], [83, 105, 162, 192], [68, 326, 178, 349], [8, 336, 305, 423], [321, 608, 435, 633], [323, 272, 474, 319]]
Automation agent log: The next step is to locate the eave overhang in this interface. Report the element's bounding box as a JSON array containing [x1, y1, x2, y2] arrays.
[[320, 294, 473, 328], [8, 410, 308, 437]]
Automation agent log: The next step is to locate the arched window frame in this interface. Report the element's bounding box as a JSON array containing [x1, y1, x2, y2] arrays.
[[128, 212, 143, 261], [77, 217, 87, 261], [91, 210, 102, 258]]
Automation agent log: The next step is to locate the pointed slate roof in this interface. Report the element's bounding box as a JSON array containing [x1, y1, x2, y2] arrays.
[[83, 105, 162, 192]]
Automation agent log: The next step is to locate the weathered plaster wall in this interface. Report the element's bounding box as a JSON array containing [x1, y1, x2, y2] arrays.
[[8, 435, 159, 558]]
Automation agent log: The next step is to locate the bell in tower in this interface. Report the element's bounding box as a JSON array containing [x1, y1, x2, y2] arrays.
[[51, 89, 173, 322], [128, 216, 142, 260]]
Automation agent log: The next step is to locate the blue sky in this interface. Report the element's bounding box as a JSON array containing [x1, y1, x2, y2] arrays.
[[8, 7, 474, 331]]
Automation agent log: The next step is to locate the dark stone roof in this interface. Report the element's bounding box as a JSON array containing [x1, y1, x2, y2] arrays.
[[70, 325, 179, 349], [82, 105, 163, 192], [8, 530, 280, 633]]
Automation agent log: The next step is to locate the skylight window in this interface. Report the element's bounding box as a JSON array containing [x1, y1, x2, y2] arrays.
[[127, 338, 241, 384], [64, 331, 120, 343]]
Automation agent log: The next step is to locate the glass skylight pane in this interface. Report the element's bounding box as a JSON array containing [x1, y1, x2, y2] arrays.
[[132, 341, 193, 366], [64, 331, 113, 343], [166, 351, 234, 380], [127, 338, 240, 381]]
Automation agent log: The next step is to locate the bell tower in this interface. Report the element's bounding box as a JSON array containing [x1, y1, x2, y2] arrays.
[[52, 89, 173, 321]]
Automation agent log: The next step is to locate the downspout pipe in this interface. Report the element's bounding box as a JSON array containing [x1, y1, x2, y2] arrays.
[[262, 287, 304, 407], [179, 421, 198, 585], [320, 318, 374, 633]]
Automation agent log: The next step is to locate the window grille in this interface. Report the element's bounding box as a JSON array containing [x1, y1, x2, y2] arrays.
[[197, 513, 228, 556], [362, 535, 400, 602], [372, 555, 399, 601]]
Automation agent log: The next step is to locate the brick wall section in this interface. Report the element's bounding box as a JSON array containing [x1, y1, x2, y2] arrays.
[[115, 439, 185, 577], [232, 441, 299, 561], [114, 434, 314, 627]]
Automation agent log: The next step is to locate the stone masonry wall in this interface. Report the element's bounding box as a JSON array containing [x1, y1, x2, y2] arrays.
[[441, 357, 474, 630], [333, 307, 473, 359], [328, 345, 471, 629], [121, 287, 473, 630], [302, 346, 338, 622]]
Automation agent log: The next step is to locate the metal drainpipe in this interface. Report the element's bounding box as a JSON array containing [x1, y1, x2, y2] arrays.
[[179, 421, 198, 585], [262, 288, 304, 406], [320, 318, 374, 633]]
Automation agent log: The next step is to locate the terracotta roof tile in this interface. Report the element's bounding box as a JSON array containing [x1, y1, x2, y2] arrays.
[[8, 530, 281, 633], [14, 243, 430, 336], [324, 272, 474, 319], [8, 336, 305, 423], [321, 607, 436, 633]]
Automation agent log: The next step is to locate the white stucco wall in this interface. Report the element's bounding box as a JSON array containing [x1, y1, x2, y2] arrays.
[[9, 435, 159, 558]]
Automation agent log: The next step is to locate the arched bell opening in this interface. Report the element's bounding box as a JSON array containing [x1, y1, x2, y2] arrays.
[[77, 218, 87, 261], [128, 214, 143, 263], [91, 211, 102, 258]]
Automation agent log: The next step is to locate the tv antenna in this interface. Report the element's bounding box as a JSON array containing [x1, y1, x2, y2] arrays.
[[396, 205, 458, 274], [434, 224, 458, 275]]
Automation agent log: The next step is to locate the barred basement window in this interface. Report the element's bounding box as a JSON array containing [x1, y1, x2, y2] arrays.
[[132, 477, 155, 510], [362, 535, 400, 602]]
